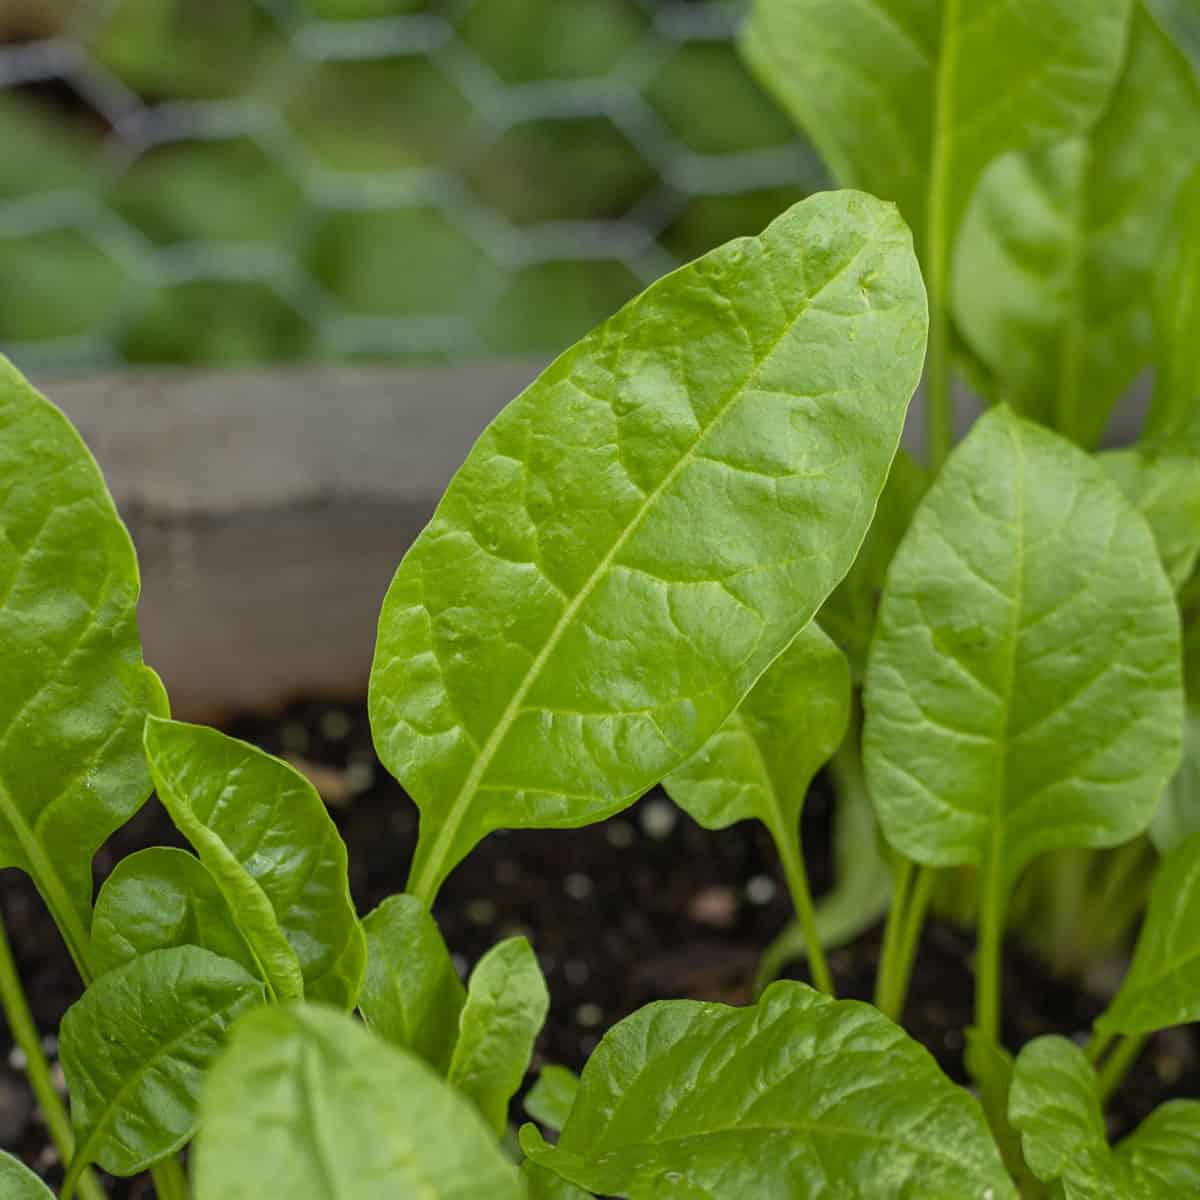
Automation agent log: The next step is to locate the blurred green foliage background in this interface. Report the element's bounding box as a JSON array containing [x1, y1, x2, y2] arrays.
[[0, 0, 826, 368]]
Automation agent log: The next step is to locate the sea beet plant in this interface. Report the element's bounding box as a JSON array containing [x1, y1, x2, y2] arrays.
[[1, 2, 1199, 1197]]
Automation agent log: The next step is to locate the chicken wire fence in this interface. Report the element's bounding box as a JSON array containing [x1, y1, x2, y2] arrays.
[[0, 0, 828, 371]]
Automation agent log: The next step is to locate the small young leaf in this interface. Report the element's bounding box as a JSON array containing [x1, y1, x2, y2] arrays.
[[864, 406, 1183, 891], [525, 1065, 581, 1133], [522, 980, 1015, 1198], [91, 846, 258, 980], [369, 191, 928, 901], [0, 1151, 55, 1199], [1096, 832, 1200, 1036], [1152, 708, 1200, 852], [359, 893, 465, 1074], [143, 716, 366, 1009], [953, 7, 1200, 444], [193, 1004, 525, 1200], [60, 945, 266, 1181], [449, 937, 549, 1136], [1010, 1035, 1200, 1195], [0, 357, 167, 978]]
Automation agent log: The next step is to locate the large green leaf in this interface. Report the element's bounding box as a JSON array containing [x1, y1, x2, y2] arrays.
[[953, 6, 1200, 445], [522, 980, 1015, 1198], [1010, 1035, 1200, 1196], [369, 191, 927, 901], [1152, 708, 1200, 851], [0, 1152, 54, 1199], [740, 0, 1131, 268], [358, 893, 465, 1074], [143, 716, 366, 1008], [448, 937, 549, 1135], [863, 406, 1183, 891], [91, 846, 258, 979], [0, 357, 167, 978], [193, 1004, 525, 1200], [1096, 832, 1200, 1035], [59, 945, 266, 1183]]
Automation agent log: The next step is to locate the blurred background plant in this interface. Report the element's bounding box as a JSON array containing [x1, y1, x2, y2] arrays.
[[0, 0, 828, 370]]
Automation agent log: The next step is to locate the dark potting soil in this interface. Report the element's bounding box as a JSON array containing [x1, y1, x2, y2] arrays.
[[1, 697, 1196, 1196]]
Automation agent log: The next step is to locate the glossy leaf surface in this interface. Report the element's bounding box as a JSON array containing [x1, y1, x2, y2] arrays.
[[1011, 1035, 1200, 1196], [60, 946, 265, 1180], [193, 1004, 525, 1200], [0, 1151, 54, 1199], [522, 980, 1014, 1198], [358, 893, 465, 1073], [863, 406, 1182, 888], [369, 191, 927, 900], [953, 7, 1200, 445], [0, 357, 167, 977], [143, 716, 365, 1008], [449, 937, 549, 1135], [525, 1065, 580, 1133], [1096, 832, 1200, 1035], [91, 847, 257, 980]]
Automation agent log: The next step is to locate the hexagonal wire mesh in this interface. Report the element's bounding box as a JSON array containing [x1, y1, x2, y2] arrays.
[[0, 0, 829, 369]]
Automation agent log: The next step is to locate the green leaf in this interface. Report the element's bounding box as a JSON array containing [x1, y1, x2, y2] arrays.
[[91, 846, 258, 979], [143, 716, 366, 1008], [358, 893, 465, 1073], [59, 945, 266, 1181], [193, 1003, 525, 1200], [1148, 166, 1200, 442], [1152, 707, 1200, 852], [525, 1065, 580, 1133], [522, 1161, 592, 1200], [0, 357, 167, 978], [522, 980, 1015, 1198], [863, 406, 1183, 891], [1096, 832, 1200, 1035], [449, 937, 549, 1135], [953, 7, 1200, 445], [369, 191, 927, 901], [740, 0, 1132, 268], [1100, 445, 1200, 590], [819, 449, 929, 679], [0, 1151, 54, 1199], [1010, 1035, 1200, 1196]]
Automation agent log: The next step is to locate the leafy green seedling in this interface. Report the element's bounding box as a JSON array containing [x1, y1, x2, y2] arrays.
[[525, 1065, 581, 1134]]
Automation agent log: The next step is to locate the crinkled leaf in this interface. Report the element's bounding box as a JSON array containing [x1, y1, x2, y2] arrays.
[[193, 1003, 525, 1200], [522, 980, 1014, 1199], [740, 0, 1132, 266], [1152, 708, 1200, 852], [0, 1151, 54, 1199], [819, 449, 928, 679], [1096, 832, 1200, 1035], [143, 716, 366, 1008], [0, 357, 167, 978], [1100, 445, 1200, 591], [1011, 1035, 1200, 1197], [359, 893, 464, 1074], [953, 7, 1200, 445], [449, 937, 549, 1135], [525, 1065, 580, 1133], [369, 191, 927, 901], [60, 945, 266, 1182], [91, 846, 257, 980], [664, 623, 850, 850], [863, 406, 1183, 890]]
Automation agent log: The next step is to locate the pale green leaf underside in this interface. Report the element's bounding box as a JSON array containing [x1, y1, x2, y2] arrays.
[[0, 356, 167, 977], [740, 0, 1132, 264], [1151, 707, 1200, 852], [1011, 1035, 1200, 1197], [143, 717, 366, 1009], [194, 1004, 525, 1200], [1097, 832, 1200, 1035], [864, 406, 1183, 885], [370, 190, 927, 899], [91, 846, 259, 980], [60, 945, 266, 1178], [953, 7, 1200, 447], [449, 937, 550, 1136], [523, 980, 1014, 1199], [0, 1151, 55, 1199], [359, 893, 465, 1074]]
